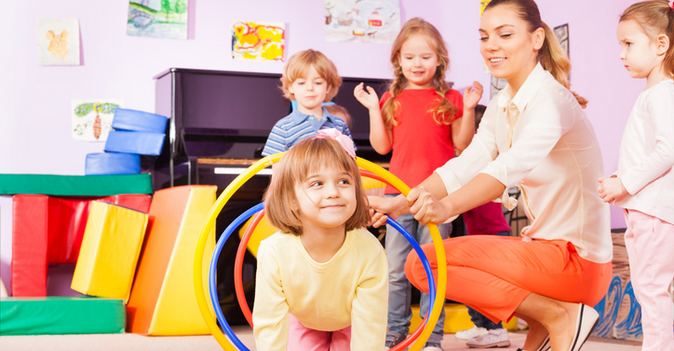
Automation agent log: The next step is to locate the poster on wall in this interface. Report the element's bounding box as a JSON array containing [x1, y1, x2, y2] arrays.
[[324, 0, 400, 43], [231, 21, 286, 61], [480, 0, 492, 14], [71, 100, 121, 142], [37, 18, 81, 66], [126, 0, 188, 39]]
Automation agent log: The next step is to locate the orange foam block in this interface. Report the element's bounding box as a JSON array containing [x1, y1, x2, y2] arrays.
[[126, 185, 216, 335], [71, 201, 149, 302]]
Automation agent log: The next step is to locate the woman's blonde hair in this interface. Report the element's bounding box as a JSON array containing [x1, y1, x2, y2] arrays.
[[382, 17, 458, 128], [280, 49, 342, 101], [264, 137, 370, 235], [485, 0, 588, 107], [620, 0, 674, 79]]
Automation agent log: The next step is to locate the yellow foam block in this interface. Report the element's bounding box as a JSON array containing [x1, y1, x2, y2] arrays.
[[71, 201, 148, 302], [410, 303, 519, 334], [238, 214, 275, 257], [126, 185, 216, 335]]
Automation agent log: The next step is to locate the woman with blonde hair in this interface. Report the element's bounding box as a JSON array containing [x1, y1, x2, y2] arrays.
[[370, 1, 612, 350]]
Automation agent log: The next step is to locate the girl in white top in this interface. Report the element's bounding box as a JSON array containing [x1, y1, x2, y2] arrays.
[[369, 1, 613, 350], [598, 2, 674, 350], [253, 132, 388, 351]]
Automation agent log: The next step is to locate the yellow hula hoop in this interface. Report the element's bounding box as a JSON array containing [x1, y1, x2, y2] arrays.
[[193, 154, 447, 351]]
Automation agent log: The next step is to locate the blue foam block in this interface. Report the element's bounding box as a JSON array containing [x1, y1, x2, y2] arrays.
[[85, 152, 141, 175], [112, 108, 168, 133], [104, 131, 165, 156]]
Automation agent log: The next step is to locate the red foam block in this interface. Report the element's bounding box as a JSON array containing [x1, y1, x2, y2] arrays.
[[11, 194, 151, 297]]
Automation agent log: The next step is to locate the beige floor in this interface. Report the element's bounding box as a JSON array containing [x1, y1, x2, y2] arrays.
[[0, 327, 642, 350]]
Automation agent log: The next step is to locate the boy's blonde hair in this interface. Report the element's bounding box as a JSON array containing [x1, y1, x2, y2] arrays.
[[382, 17, 458, 128], [264, 137, 369, 235], [620, 0, 674, 79], [280, 49, 342, 102]]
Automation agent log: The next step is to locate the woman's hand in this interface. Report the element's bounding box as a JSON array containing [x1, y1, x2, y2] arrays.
[[463, 81, 484, 110], [367, 194, 408, 227], [353, 82, 380, 111], [407, 186, 454, 224], [597, 176, 629, 204]]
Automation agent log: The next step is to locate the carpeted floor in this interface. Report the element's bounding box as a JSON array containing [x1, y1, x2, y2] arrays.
[[0, 327, 642, 351]]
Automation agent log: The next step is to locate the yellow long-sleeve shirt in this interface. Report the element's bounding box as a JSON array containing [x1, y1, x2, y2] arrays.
[[252, 228, 388, 351]]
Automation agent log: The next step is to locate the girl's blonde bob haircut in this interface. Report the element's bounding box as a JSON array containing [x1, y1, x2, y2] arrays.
[[264, 137, 370, 236], [280, 49, 342, 102]]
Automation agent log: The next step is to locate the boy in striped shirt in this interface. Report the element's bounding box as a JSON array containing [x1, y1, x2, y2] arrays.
[[262, 49, 353, 156]]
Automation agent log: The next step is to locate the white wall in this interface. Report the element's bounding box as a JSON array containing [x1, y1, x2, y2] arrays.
[[1, 0, 639, 227]]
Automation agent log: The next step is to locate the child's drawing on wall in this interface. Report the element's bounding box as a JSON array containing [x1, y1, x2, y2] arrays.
[[324, 0, 400, 43], [231, 21, 285, 61], [127, 0, 188, 39], [72, 101, 121, 142], [38, 18, 80, 66], [480, 0, 492, 15]]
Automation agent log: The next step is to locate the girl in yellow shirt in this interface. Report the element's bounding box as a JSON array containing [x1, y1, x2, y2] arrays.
[[253, 132, 388, 351]]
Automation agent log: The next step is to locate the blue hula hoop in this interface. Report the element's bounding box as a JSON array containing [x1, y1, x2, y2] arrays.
[[208, 203, 436, 350]]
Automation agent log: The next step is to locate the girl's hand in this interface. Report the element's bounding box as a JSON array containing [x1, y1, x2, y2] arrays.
[[407, 186, 453, 224], [463, 81, 484, 110], [367, 194, 408, 227], [597, 176, 629, 204], [354, 82, 380, 111]]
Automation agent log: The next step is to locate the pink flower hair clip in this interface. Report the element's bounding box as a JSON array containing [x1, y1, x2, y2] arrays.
[[314, 128, 356, 158]]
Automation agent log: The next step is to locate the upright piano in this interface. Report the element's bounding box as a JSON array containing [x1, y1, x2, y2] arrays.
[[152, 67, 390, 192]]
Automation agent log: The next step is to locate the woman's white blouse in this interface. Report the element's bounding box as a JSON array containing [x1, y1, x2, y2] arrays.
[[435, 63, 612, 263]]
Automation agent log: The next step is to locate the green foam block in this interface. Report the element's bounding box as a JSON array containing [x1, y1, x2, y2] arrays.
[[0, 174, 152, 196], [0, 297, 125, 335]]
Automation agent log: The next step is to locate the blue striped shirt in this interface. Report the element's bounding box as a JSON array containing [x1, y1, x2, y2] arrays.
[[261, 108, 354, 156]]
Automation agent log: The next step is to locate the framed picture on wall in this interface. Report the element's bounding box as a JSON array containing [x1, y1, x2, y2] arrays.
[[554, 23, 570, 58], [490, 76, 507, 99]]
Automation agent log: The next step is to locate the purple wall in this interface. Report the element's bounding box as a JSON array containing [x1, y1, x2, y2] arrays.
[[1, 1, 639, 227]]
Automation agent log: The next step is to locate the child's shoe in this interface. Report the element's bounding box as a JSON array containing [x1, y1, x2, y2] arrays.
[[384, 332, 407, 350], [422, 344, 443, 351], [466, 328, 511, 348], [455, 326, 488, 340]]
